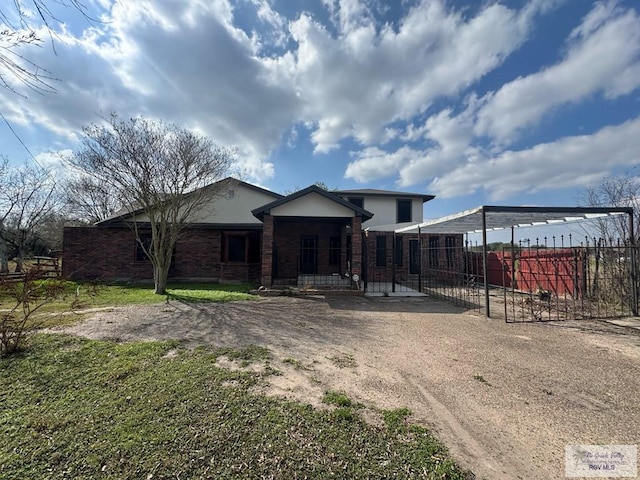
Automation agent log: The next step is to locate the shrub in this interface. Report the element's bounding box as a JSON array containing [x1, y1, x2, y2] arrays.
[[0, 272, 67, 356]]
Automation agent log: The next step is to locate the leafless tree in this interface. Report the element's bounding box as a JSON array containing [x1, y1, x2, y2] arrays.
[[0, 159, 59, 272], [64, 115, 236, 294], [1, 0, 87, 95], [580, 173, 640, 243], [62, 175, 121, 223], [0, 157, 9, 273]]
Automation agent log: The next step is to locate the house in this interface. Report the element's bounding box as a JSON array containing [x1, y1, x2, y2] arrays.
[[62, 177, 461, 289]]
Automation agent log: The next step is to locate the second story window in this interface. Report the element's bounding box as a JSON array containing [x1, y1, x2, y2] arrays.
[[397, 199, 412, 223], [348, 197, 364, 209]]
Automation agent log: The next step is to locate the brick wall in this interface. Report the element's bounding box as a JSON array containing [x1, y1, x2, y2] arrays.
[[63, 226, 261, 283], [261, 215, 273, 286], [363, 232, 464, 282], [63, 226, 153, 281]]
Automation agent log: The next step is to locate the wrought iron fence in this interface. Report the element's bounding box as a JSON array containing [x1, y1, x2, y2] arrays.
[[362, 232, 640, 322], [433, 236, 639, 322]]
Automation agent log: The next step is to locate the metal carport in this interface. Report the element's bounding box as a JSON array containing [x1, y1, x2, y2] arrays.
[[395, 206, 636, 318]]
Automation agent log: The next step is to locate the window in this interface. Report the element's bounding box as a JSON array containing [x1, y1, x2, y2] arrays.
[[135, 234, 177, 263], [409, 239, 420, 274], [376, 235, 386, 267], [397, 199, 412, 223], [224, 232, 261, 263], [227, 235, 246, 262], [429, 236, 439, 269], [394, 235, 403, 266], [247, 234, 260, 263], [348, 197, 364, 209], [329, 236, 341, 266], [445, 236, 456, 269], [135, 234, 152, 262]]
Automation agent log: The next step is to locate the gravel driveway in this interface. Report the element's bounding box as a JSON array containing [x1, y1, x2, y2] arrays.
[[59, 295, 640, 480]]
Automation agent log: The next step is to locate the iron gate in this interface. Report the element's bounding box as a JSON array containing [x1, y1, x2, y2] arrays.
[[362, 232, 640, 322]]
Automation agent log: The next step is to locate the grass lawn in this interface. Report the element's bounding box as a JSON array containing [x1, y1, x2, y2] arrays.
[[0, 282, 257, 329], [85, 282, 257, 307], [0, 335, 469, 479]]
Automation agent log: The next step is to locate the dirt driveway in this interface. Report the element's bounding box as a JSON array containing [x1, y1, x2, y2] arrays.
[[60, 295, 640, 479]]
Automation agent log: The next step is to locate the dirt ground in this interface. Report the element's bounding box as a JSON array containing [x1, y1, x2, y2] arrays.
[[57, 295, 640, 480]]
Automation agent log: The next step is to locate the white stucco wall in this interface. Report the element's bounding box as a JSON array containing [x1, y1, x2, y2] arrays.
[[132, 183, 279, 224], [270, 192, 355, 217], [339, 196, 423, 227]]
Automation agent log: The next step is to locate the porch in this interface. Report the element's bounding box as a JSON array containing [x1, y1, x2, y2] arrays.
[[253, 185, 371, 288]]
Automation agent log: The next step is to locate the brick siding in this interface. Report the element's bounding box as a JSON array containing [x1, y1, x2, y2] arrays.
[[364, 232, 464, 282], [63, 226, 261, 283]]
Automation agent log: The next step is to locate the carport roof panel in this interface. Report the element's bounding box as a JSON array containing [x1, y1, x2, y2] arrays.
[[394, 205, 633, 234]]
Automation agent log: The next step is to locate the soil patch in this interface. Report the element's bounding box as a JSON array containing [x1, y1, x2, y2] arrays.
[[57, 295, 640, 480]]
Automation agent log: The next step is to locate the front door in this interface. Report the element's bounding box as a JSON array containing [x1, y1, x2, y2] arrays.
[[300, 235, 318, 274]]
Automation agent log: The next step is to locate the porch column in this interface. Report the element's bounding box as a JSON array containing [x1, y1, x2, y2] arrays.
[[261, 214, 274, 287], [351, 216, 362, 278], [341, 224, 348, 275]]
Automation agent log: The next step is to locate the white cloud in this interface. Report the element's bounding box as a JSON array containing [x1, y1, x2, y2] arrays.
[[430, 116, 640, 200], [475, 1, 640, 144], [34, 149, 74, 179], [345, 145, 423, 182], [0, 0, 299, 183], [3, 0, 637, 203], [280, 0, 538, 153], [346, 1, 640, 198]]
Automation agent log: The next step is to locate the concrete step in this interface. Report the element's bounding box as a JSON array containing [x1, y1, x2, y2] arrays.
[[298, 274, 351, 286]]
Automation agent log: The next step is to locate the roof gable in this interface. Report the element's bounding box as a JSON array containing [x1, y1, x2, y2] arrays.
[[252, 185, 374, 221]]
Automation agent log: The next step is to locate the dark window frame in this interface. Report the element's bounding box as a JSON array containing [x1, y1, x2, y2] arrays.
[[397, 199, 412, 223], [223, 231, 261, 263], [445, 236, 456, 269], [376, 235, 387, 267], [394, 235, 403, 267], [329, 236, 341, 266], [134, 233, 153, 262], [409, 239, 420, 274], [429, 236, 439, 269], [348, 197, 364, 209], [226, 234, 247, 262]]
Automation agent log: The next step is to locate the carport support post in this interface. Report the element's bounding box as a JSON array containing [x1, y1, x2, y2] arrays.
[[418, 225, 422, 292], [392, 233, 396, 293], [629, 211, 638, 316], [482, 208, 490, 318]]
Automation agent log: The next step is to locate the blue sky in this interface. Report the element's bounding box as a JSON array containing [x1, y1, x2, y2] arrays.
[[1, 0, 640, 221]]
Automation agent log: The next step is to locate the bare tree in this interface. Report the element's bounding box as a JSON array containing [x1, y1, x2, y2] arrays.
[[581, 173, 640, 243], [0, 157, 10, 273], [62, 175, 121, 223], [0, 160, 59, 272], [64, 115, 235, 294], [1, 0, 87, 95]]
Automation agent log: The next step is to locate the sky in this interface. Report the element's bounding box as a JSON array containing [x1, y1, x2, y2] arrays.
[[1, 0, 640, 221]]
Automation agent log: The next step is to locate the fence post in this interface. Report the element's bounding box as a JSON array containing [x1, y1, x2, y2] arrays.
[[630, 212, 638, 316], [482, 208, 490, 318]]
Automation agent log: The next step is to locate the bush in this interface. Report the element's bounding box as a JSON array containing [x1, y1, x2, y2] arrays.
[[0, 273, 67, 356]]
